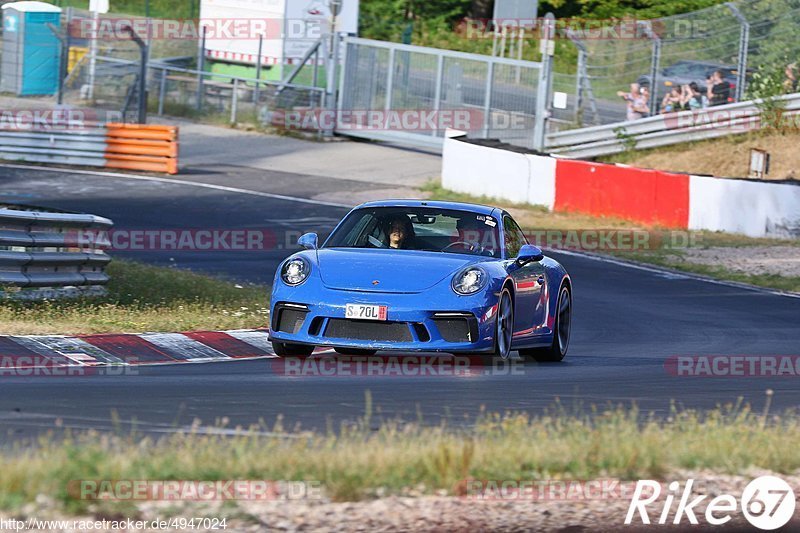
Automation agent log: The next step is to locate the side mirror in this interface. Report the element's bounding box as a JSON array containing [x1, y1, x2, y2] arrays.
[[516, 244, 544, 265], [298, 232, 318, 250]]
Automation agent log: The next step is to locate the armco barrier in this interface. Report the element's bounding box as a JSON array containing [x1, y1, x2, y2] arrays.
[[442, 134, 800, 239], [0, 206, 113, 299], [0, 122, 179, 174], [545, 93, 800, 159], [105, 123, 179, 174]]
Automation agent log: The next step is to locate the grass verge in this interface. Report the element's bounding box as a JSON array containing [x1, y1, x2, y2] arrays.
[[0, 399, 796, 514], [421, 181, 800, 293], [0, 261, 268, 335], [601, 130, 800, 181]]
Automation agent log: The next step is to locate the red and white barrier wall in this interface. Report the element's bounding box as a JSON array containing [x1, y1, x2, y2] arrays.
[[442, 133, 800, 239]]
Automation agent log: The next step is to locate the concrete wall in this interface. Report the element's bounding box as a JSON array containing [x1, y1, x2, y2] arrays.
[[441, 134, 800, 239]]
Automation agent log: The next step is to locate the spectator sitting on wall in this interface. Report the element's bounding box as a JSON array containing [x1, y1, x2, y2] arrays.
[[680, 82, 703, 110], [617, 83, 641, 121], [784, 63, 798, 94], [661, 87, 682, 113], [707, 70, 731, 106]]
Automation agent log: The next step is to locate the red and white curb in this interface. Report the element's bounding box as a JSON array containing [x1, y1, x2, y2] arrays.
[[0, 330, 286, 370]]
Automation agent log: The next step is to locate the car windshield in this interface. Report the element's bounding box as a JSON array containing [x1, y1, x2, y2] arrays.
[[324, 207, 501, 258]]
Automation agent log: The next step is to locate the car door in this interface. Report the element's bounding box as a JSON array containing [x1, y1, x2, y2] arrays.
[[503, 215, 547, 338]]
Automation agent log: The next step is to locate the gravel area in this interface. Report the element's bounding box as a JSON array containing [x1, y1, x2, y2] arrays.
[[682, 246, 800, 277], [6, 470, 798, 532]]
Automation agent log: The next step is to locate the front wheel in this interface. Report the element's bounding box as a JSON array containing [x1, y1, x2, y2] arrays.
[[272, 341, 315, 357], [480, 287, 514, 365], [520, 285, 571, 363]]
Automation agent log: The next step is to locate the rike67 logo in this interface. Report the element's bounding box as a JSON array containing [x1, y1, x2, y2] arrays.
[[625, 476, 796, 530]]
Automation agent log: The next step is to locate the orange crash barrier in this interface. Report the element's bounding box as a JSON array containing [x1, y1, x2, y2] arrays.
[[104, 123, 179, 174]]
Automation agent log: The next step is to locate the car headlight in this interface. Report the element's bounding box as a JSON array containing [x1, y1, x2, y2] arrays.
[[452, 266, 487, 295], [281, 257, 310, 286]]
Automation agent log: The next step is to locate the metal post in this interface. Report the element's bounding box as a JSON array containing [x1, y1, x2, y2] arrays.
[[158, 67, 167, 115], [575, 49, 586, 123], [87, 9, 98, 100], [254, 35, 263, 104], [312, 47, 320, 88], [515, 27, 525, 84], [567, 29, 600, 126], [726, 2, 750, 101], [122, 25, 149, 124], [533, 13, 555, 152], [61, 7, 73, 104], [482, 60, 494, 137], [47, 20, 69, 105], [638, 21, 661, 116], [324, 0, 343, 137], [230, 78, 238, 124], [336, 35, 349, 118], [196, 26, 206, 111], [432, 53, 444, 137], [384, 47, 395, 114]]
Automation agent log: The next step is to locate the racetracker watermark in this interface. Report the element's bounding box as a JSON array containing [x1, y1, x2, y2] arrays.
[[279, 109, 524, 133], [0, 356, 138, 377], [72, 480, 322, 501], [454, 229, 702, 253], [464, 479, 639, 501], [665, 355, 800, 377], [70, 18, 323, 41], [272, 355, 526, 377], [663, 109, 800, 133], [0, 109, 122, 131], [71, 229, 279, 252], [461, 18, 720, 41]]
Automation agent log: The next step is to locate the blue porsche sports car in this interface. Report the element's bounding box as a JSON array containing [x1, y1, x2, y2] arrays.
[[269, 200, 572, 362]]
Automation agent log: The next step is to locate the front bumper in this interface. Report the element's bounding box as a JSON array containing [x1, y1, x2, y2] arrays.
[[269, 284, 499, 353]]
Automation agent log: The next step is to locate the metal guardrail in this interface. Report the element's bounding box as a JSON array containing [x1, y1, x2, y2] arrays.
[[546, 93, 800, 158], [0, 206, 113, 299], [0, 127, 108, 167], [0, 121, 180, 173]]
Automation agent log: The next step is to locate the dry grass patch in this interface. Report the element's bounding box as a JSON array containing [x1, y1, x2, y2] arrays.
[[1, 401, 798, 514], [0, 261, 268, 335], [603, 130, 800, 180]]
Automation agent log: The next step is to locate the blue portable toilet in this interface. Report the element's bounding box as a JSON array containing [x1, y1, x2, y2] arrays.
[[1, 1, 62, 96]]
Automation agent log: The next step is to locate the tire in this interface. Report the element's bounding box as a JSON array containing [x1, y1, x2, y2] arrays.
[[481, 287, 514, 365], [334, 348, 378, 356], [272, 341, 315, 357], [520, 285, 571, 363]]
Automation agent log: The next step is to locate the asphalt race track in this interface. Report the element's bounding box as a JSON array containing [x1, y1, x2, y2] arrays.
[[1, 164, 799, 442]]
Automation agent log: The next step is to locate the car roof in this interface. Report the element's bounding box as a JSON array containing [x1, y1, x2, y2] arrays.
[[670, 60, 735, 69], [355, 199, 500, 217]]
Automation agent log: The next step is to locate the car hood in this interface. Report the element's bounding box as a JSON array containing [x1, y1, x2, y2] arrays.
[[317, 248, 483, 293]]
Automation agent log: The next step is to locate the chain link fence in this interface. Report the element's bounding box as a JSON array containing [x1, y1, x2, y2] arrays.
[[573, 0, 800, 126], [338, 37, 546, 150]]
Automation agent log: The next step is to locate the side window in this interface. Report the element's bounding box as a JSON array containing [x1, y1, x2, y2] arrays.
[[503, 216, 527, 258]]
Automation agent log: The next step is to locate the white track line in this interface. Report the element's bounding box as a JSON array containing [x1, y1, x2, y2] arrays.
[[554, 249, 800, 299], [0, 163, 353, 209]]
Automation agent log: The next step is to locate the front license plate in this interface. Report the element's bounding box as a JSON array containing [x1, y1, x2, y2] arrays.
[[345, 303, 388, 321]]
